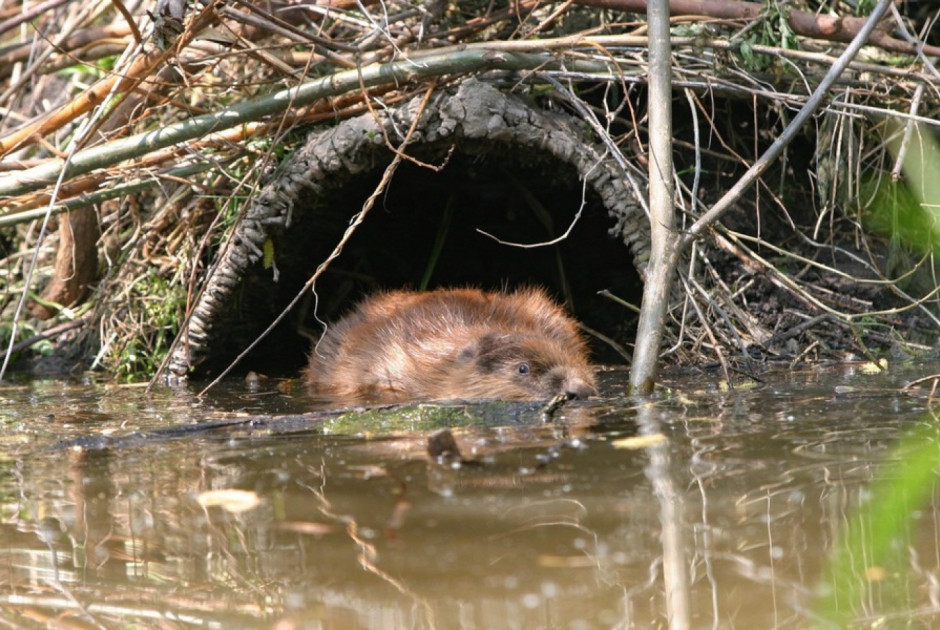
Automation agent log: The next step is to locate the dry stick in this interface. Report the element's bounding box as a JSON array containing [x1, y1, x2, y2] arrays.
[[0, 49, 607, 199], [539, 73, 650, 216], [726, 228, 940, 327], [1, 27, 930, 199], [891, 83, 925, 180], [0, 49, 164, 159], [664, 244, 695, 356], [714, 229, 940, 323], [1, 93, 391, 222], [196, 87, 436, 395], [631, 0, 895, 393], [641, 10, 691, 614], [680, 273, 732, 384], [572, 0, 938, 57], [889, 2, 940, 84], [0, 0, 223, 158], [630, 0, 677, 396], [0, 0, 70, 36], [636, 10, 693, 630], [902, 373, 940, 394], [0, 317, 86, 362], [0, 35, 152, 381], [0, 173, 75, 379], [0, 24, 133, 76], [0, 1, 105, 108], [224, 0, 359, 64], [108, 0, 143, 44], [681, 0, 894, 250], [662, 89, 701, 359]]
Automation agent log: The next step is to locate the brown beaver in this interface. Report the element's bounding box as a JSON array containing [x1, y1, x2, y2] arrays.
[[304, 288, 597, 403]]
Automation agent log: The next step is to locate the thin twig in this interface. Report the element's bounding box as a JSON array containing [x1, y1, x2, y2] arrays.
[[681, 0, 896, 248]]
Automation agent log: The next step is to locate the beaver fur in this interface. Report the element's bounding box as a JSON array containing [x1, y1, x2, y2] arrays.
[[304, 288, 597, 402]]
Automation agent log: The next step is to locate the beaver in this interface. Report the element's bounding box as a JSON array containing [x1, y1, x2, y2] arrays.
[[304, 287, 597, 403]]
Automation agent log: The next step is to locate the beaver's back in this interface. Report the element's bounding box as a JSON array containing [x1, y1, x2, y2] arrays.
[[305, 288, 596, 403]]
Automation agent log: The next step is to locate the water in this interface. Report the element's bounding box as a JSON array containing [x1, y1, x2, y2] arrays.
[[0, 362, 939, 628]]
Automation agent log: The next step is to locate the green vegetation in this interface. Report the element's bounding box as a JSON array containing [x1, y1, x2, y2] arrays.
[[737, 0, 800, 72], [816, 418, 940, 626], [860, 120, 940, 285], [112, 270, 186, 382], [320, 400, 546, 435]]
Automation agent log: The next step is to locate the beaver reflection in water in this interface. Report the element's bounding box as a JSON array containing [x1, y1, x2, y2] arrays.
[[304, 288, 597, 403]]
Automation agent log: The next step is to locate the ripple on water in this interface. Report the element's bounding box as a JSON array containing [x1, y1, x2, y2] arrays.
[[0, 362, 936, 627]]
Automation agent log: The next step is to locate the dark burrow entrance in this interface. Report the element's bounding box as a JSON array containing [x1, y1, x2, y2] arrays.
[[169, 81, 648, 380], [212, 154, 640, 377]]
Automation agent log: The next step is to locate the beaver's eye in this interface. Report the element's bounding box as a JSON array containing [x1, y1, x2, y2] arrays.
[[517, 363, 530, 375]]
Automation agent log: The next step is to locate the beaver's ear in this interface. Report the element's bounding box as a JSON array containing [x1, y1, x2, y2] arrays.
[[456, 332, 502, 363]]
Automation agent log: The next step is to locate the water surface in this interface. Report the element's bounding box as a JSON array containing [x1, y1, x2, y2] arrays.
[[1, 362, 939, 628]]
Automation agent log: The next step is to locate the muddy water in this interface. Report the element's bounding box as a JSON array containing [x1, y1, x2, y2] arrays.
[[1, 363, 939, 628]]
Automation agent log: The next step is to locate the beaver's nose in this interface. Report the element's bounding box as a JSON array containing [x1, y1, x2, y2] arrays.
[[564, 378, 597, 399]]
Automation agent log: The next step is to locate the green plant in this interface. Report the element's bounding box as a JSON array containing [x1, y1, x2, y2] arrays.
[[737, 0, 800, 72], [112, 270, 186, 381], [815, 418, 940, 626]]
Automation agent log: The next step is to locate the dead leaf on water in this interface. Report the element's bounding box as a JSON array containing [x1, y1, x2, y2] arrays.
[[611, 434, 666, 449], [864, 565, 887, 581], [275, 521, 335, 536], [196, 489, 261, 513], [860, 359, 888, 374], [538, 555, 598, 568]]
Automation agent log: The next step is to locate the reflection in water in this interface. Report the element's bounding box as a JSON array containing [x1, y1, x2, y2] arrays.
[[638, 402, 691, 630], [0, 365, 938, 627]]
